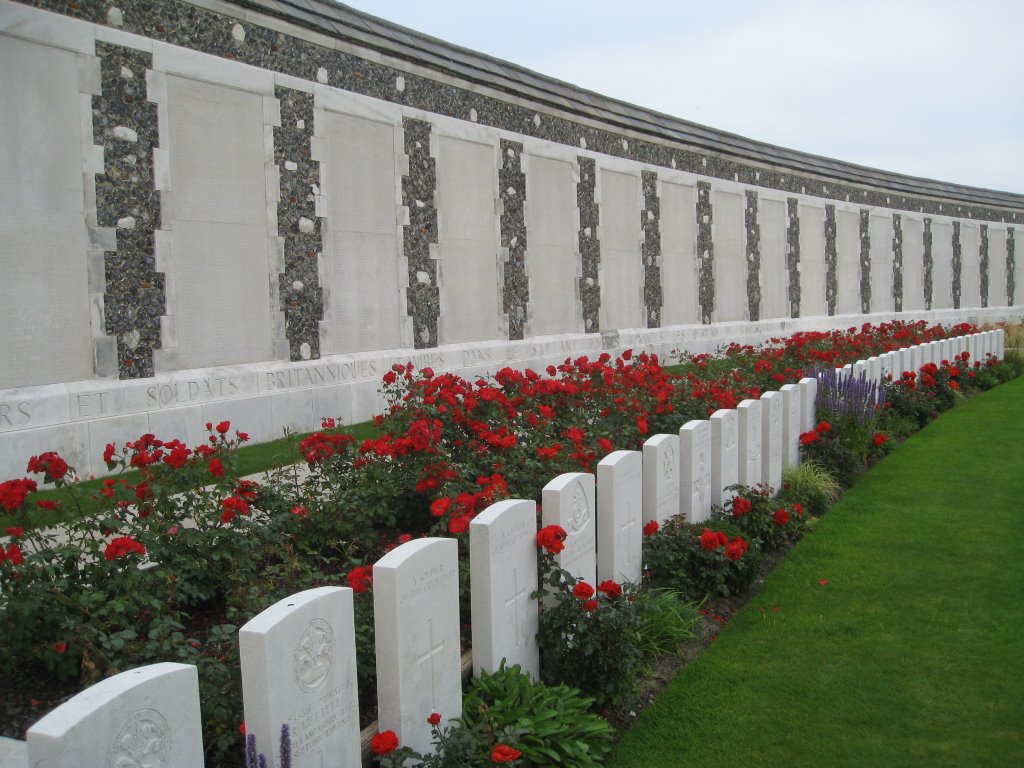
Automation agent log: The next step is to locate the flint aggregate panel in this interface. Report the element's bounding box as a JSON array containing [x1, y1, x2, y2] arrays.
[[525, 154, 580, 336], [599, 169, 644, 329], [0, 36, 94, 388], [165, 75, 274, 369], [660, 181, 699, 326], [437, 135, 501, 343], [320, 110, 404, 354], [798, 203, 827, 317], [712, 189, 746, 321]]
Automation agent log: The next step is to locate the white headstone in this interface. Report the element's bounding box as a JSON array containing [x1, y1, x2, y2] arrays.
[[912, 344, 924, 372], [798, 377, 818, 433], [779, 384, 801, 469], [996, 329, 1005, 359], [899, 347, 913, 376], [240, 587, 359, 768], [542, 472, 597, 586], [760, 391, 784, 492], [709, 409, 738, 507], [374, 538, 462, 755], [597, 450, 643, 584], [867, 356, 880, 383], [642, 433, 680, 527], [27, 663, 204, 767], [736, 399, 763, 488], [470, 499, 539, 679], [852, 361, 868, 381], [679, 420, 713, 523], [0, 737, 27, 766]]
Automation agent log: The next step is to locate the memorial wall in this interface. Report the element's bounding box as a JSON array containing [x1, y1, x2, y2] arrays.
[[1, 0, 1022, 479]]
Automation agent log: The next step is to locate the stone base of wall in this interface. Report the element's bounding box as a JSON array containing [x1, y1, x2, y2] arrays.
[[2, 307, 1021, 481]]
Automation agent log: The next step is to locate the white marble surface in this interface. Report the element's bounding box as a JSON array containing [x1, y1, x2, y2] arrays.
[[798, 203, 826, 317], [599, 169, 644, 330], [541, 472, 596, 587], [679, 419, 712, 523], [596, 450, 643, 584], [659, 181, 700, 326], [713, 189, 747, 322]]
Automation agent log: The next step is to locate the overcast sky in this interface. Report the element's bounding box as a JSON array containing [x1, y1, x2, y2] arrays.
[[342, 0, 1024, 195]]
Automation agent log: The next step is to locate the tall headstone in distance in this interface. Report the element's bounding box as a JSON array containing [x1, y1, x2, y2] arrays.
[[27, 663, 204, 767], [596, 450, 643, 584], [760, 391, 784, 492], [736, 399, 763, 488], [798, 377, 818, 433], [542, 472, 597, 586], [679, 420, 713, 523], [470, 499, 540, 679], [374, 538, 462, 755], [240, 586, 360, 768], [779, 384, 801, 469], [642, 433, 680, 527], [709, 409, 738, 507]]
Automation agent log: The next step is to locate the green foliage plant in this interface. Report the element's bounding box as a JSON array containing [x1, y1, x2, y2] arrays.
[[778, 460, 841, 517], [716, 484, 810, 551]]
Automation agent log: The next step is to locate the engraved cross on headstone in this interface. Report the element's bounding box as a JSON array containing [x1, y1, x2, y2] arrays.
[[504, 568, 529, 649], [415, 618, 445, 708]]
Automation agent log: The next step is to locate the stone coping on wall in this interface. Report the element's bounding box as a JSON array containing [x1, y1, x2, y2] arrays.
[[2, 307, 1020, 481]]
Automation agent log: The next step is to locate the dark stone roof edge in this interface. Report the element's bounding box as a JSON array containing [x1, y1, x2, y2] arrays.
[[237, 0, 1024, 211]]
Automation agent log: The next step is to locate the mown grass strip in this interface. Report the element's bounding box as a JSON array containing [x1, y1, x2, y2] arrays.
[[609, 376, 1024, 768]]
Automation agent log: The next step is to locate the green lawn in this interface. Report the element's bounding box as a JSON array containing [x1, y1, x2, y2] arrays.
[[609, 376, 1024, 768]]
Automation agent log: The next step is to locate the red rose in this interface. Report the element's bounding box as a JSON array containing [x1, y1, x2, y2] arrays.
[[582, 599, 599, 612], [346, 565, 373, 594], [103, 536, 145, 561], [103, 443, 117, 464], [239, 721, 246, 736], [699, 529, 722, 551], [731, 497, 752, 517], [27, 451, 69, 482], [5, 527, 24, 538], [571, 581, 595, 599], [597, 437, 614, 454], [290, 506, 309, 518], [5, 543, 23, 566], [792, 502, 805, 516], [54, 641, 68, 654], [427, 712, 441, 726], [642, 520, 659, 536], [208, 458, 225, 478], [873, 433, 888, 447], [799, 431, 818, 446], [724, 538, 748, 561], [371, 730, 399, 755], [598, 580, 623, 599], [815, 421, 832, 433], [773, 508, 790, 526], [536, 525, 567, 554], [215, 421, 230, 434], [491, 744, 523, 763], [447, 514, 471, 534]]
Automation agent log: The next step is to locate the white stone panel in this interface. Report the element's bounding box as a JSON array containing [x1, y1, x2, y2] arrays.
[[736, 399, 762, 488], [164, 75, 274, 369], [319, 110, 403, 353], [525, 155, 580, 335], [932, 220, 954, 309], [374, 538, 461, 755], [679, 420, 712, 523], [240, 587, 360, 768], [1015, 231, 1023, 305], [470, 499, 539, 679], [709, 408, 738, 507], [660, 181, 699, 326], [869, 213, 894, 313], [599, 169, 644, 329], [642, 433, 680, 526], [437, 135, 501, 343], [713, 189, 747, 321], [902, 216, 925, 311], [798, 203, 826, 317], [987, 227, 1008, 307], [760, 391, 784, 492], [542, 472, 596, 587], [27, 663, 204, 767], [596, 450, 643, 584], [835, 209, 861, 315], [0, 36, 94, 388], [759, 198, 789, 319], [960, 223, 981, 309]]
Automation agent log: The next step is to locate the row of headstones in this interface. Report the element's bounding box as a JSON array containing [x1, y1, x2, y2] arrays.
[[6, 330, 1001, 768], [839, 329, 1004, 386]]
